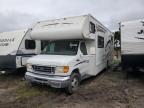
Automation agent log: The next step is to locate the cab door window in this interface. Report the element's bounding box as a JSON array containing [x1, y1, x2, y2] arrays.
[[80, 42, 87, 55]]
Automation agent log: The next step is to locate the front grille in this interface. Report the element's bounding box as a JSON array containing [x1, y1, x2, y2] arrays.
[[32, 65, 55, 74]]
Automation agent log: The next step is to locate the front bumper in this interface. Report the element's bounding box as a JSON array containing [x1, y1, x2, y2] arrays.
[[25, 72, 70, 88]]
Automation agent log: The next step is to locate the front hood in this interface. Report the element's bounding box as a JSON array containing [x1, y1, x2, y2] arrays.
[[27, 55, 77, 66]]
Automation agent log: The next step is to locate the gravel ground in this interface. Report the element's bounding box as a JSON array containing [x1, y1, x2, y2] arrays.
[[0, 69, 144, 108]]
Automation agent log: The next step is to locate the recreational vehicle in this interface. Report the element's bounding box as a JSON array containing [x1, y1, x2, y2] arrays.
[[25, 14, 114, 94], [121, 19, 144, 71], [0, 29, 41, 73]]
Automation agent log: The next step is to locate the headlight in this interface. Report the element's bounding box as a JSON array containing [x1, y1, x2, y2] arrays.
[[26, 64, 33, 71], [55, 66, 69, 73]]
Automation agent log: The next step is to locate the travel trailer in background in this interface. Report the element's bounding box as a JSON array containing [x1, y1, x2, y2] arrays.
[[25, 14, 114, 94], [0, 29, 41, 73], [121, 19, 144, 71]]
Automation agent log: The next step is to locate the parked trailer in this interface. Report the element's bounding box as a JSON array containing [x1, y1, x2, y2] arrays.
[[121, 19, 144, 71], [0, 29, 41, 73], [25, 14, 114, 94]]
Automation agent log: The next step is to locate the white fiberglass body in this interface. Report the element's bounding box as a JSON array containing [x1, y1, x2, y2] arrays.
[[121, 19, 144, 70], [0, 29, 41, 72], [25, 14, 114, 91], [121, 19, 144, 55]]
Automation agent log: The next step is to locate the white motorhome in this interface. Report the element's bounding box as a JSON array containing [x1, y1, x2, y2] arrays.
[[121, 19, 144, 71], [25, 14, 114, 94], [0, 29, 41, 73]]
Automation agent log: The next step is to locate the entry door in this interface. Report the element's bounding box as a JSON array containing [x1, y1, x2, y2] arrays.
[[96, 35, 105, 72]]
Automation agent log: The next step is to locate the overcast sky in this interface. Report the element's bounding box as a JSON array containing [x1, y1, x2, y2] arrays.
[[0, 0, 144, 32]]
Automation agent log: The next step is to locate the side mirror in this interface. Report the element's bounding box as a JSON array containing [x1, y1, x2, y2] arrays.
[[90, 47, 96, 55]]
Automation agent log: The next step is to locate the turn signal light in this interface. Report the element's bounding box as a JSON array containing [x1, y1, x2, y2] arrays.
[[64, 66, 69, 73]]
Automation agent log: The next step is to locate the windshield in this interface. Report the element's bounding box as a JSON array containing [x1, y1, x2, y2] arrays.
[[42, 40, 79, 55]]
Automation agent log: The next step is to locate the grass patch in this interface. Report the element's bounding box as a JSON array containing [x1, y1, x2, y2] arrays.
[[0, 73, 24, 88], [112, 59, 121, 65], [15, 81, 47, 100]]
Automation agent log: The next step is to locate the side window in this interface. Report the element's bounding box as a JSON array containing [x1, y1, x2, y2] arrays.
[[89, 22, 96, 33], [98, 36, 104, 48], [25, 39, 36, 49], [80, 42, 87, 55]]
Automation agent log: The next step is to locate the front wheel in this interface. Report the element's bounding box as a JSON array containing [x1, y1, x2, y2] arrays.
[[65, 73, 80, 94]]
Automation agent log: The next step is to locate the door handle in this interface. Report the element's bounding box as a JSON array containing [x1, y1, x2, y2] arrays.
[[76, 59, 80, 62]]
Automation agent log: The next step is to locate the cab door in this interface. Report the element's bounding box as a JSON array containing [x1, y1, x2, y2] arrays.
[[79, 42, 90, 77]]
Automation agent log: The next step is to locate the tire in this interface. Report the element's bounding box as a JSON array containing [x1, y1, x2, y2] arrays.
[[65, 73, 80, 95]]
